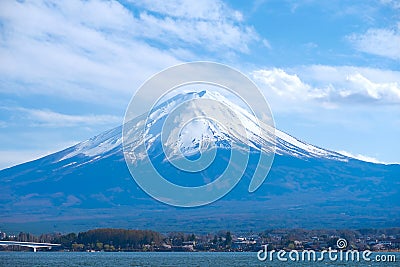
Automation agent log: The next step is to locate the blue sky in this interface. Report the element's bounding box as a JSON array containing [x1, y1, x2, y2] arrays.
[[0, 0, 399, 169]]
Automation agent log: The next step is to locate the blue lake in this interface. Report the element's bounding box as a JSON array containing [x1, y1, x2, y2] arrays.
[[0, 251, 398, 266]]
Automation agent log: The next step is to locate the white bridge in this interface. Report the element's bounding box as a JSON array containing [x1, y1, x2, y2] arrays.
[[0, 241, 61, 252]]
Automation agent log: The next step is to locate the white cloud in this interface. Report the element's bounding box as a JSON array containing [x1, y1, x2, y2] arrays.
[[131, 0, 259, 53], [345, 73, 400, 102], [348, 27, 400, 60], [262, 39, 272, 49], [252, 66, 400, 107], [336, 150, 394, 164], [132, 0, 242, 21], [252, 68, 315, 100], [0, 0, 259, 105], [297, 65, 400, 84], [14, 107, 121, 127], [380, 0, 400, 9], [0, 0, 179, 105]]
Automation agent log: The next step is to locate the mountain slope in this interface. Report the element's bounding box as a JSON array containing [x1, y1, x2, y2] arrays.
[[0, 91, 399, 234]]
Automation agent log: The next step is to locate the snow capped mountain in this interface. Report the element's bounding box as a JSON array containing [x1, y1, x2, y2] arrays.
[[59, 90, 348, 165], [1, 90, 398, 233]]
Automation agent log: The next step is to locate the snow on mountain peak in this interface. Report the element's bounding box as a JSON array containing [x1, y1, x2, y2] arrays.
[[59, 89, 348, 163]]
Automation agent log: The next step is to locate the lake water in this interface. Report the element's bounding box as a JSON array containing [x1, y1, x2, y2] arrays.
[[0, 252, 398, 266]]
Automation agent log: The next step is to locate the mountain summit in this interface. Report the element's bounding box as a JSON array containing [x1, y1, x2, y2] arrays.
[[0, 91, 399, 233]]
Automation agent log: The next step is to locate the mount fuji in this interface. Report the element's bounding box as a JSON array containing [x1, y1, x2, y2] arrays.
[[0, 90, 399, 234]]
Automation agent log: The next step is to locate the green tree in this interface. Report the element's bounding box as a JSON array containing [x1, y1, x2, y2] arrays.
[[212, 235, 218, 244], [225, 232, 232, 248], [96, 242, 103, 250], [71, 243, 84, 251], [188, 234, 196, 241]]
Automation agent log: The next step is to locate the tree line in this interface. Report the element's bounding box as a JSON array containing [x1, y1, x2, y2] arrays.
[[58, 228, 163, 251], [1, 227, 399, 252]]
